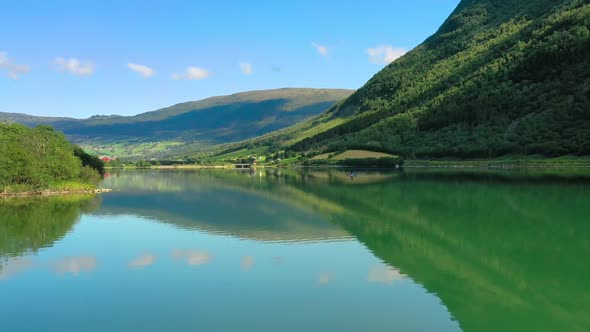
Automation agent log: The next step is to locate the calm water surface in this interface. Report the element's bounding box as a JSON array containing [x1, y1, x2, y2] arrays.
[[1, 169, 589, 332]]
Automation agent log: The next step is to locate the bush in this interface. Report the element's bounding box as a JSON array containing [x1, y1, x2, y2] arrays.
[[0, 123, 103, 191], [79, 166, 102, 185]]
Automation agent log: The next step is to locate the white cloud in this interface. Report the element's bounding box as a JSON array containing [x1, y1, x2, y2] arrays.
[[171, 66, 210, 80], [366, 45, 407, 65], [127, 63, 155, 78], [0, 51, 30, 79], [240, 62, 253, 75], [54, 57, 95, 76], [312, 42, 328, 56]]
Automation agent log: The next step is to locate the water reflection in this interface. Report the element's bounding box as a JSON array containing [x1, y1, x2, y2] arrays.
[[1, 169, 589, 331], [101, 169, 588, 332], [0, 257, 33, 280], [128, 253, 158, 269], [241, 255, 255, 270], [318, 272, 332, 285], [171, 250, 212, 266], [368, 266, 406, 284], [51, 256, 97, 276], [1, 255, 97, 280], [0, 195, 100, 259], [97, 172, 351, 243]]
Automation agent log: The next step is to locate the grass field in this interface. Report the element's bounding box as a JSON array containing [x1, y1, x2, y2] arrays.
[[204, 147, 268, 162], [285, 118, 347, 145], [83, 141, 184, 158]]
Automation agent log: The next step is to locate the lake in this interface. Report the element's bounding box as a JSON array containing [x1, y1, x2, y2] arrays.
[[1, 169, 589, 332]]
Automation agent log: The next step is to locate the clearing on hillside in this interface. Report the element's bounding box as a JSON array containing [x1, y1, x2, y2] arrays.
[[313, 150, 397, 160]]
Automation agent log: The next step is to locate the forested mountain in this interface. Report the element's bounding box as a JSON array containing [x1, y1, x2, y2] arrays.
[[0, 89, 352, 156], [260, 0, 590, 158]]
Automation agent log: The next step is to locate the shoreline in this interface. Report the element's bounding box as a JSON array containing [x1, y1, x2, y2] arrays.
[[105, 165, 230, 170], [135, 157, 590, 170], [0, 188, 112, 198], [403, 159, 590, 168], [105, 165, 276, 170], [107, 163, 590, 171]]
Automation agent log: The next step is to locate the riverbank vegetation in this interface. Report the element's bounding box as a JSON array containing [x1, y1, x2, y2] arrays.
[[0, 123, 105, 194]]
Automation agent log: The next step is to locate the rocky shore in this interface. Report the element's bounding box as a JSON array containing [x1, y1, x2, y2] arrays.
[[0, 188, 112, 198]]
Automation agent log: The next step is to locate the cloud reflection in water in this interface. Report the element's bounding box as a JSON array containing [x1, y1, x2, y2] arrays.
[[51, 256, 98, 276], [0, 257, 34, 280], [241, 255, 255, 270], [318, 272, 332, 285], [128, 253, 158, 269], [1, 256, 98, 280], [368, 265, 406, 284], [172, 250, 212, 266]]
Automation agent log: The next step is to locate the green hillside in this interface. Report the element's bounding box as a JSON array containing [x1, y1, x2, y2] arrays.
[[0, 88, 352, 157], [234, 0, 589, 160]]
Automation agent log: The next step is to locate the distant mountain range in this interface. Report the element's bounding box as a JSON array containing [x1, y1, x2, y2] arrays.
[[0, 88, 352, 157]]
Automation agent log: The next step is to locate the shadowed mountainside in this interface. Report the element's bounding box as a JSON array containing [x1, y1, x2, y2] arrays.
[[0, 88, 352, 157]]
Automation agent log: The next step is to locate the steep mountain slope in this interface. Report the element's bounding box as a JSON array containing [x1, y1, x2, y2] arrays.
[[0, 88, 352, 156], [280, 0, 590, 158]]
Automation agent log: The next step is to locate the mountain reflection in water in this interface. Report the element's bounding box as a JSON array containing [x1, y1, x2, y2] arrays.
[[1, 168, 588, 332]]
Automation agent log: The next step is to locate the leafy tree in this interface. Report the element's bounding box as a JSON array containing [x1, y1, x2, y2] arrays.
[[0, 123, 103, 191], [73, 146, 105, 175]]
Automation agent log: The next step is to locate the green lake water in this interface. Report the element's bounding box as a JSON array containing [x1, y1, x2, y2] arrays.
[[1, 169, 589, 332]]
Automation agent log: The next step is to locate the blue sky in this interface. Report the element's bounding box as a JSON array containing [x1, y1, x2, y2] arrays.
[[0, 0, 460, 118]]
